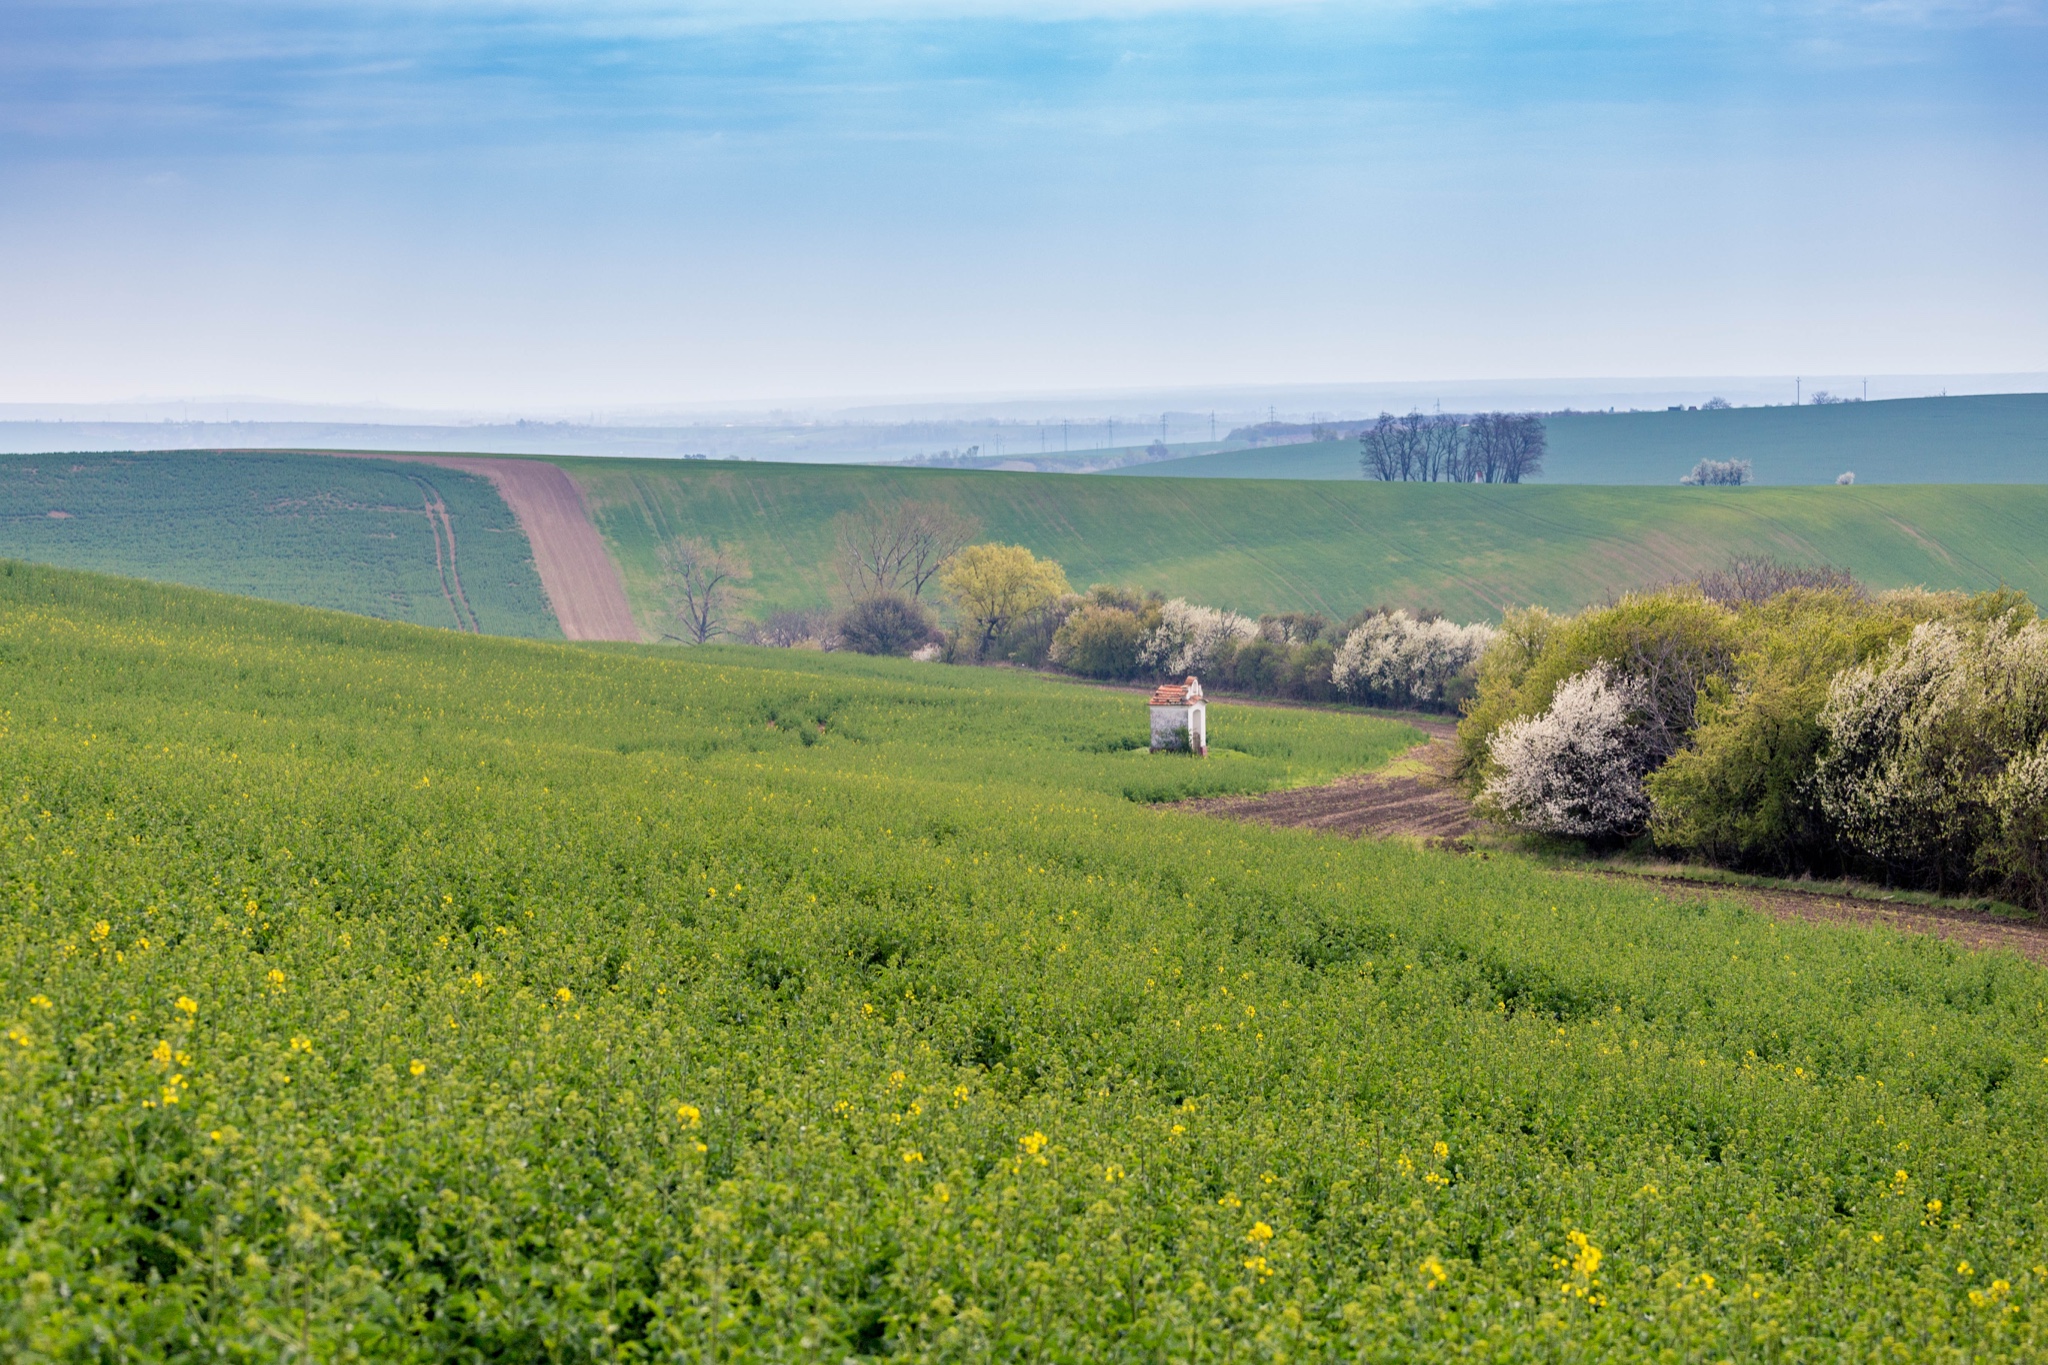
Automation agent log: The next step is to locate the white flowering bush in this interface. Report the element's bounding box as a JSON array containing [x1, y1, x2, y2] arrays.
[[1331, 611, 1496, 709], [1140, 598, 1258, 677], [1814, 614, 2048, 900], [1482, 664, 1658, 839]]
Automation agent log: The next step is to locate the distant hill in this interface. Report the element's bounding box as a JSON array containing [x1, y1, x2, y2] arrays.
[[1111, 393, 2048, 485], [0, 450, 558, 636], [560, 456, 2048, 626], [9, 448, 2047, 636]]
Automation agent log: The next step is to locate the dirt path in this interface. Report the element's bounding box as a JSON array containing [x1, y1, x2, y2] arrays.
[[1178, 728, 2048, 964], [264, 450, 641, 641], [1175, 725, 1476, 839]]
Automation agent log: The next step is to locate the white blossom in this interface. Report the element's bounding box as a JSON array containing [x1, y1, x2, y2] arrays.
[[1483, 663, 1656, 838], [1330, 611, 1496, 707], [1139, 598, 1258, 677]]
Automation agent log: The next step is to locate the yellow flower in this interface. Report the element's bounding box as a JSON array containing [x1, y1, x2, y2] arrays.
[[1242, 1255, 1271, 1277], [554, 987, 574, 1003], [1957, 1260, 1973, 1278], [1433, 1141, 1449, 1160], [409, 1059, 427, 1077], [902, 1150, 924, 1164], [151, 1039, 174, 1067], [952, 1084, 970, 1102], [1169, 1123, 1186, 1136], [266, 969, 285, 988], [89, 921, 111, 943], [470, 972, 484, 987], [1926, 1199, 1942, 1215], [28, 995, 52, 1010], [889, 1069, 906, 1087], [174, 996, 198, 1016], [1245, 1222, 1274, 1244], [1019, 1131, 1048, 1156], [676, 1103, 702, 1127], [1420, 1255, 1448, 1287], [290, 1036, 312, 1053]]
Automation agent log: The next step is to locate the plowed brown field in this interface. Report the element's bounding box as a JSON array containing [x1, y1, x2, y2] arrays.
[[281, 452, 640, 641]]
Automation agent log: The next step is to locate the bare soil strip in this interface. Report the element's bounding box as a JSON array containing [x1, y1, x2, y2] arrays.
[[267, 450, 641, 641], [1178, 728, 2048, 964]]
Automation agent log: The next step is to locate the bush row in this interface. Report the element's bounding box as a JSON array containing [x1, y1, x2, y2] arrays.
[[1457, 569, 2048, 908]]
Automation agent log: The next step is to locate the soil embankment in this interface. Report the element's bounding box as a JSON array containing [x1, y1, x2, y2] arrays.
[[282, 452, 640, 641]]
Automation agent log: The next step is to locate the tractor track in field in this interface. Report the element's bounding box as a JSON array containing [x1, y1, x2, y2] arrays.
[[254, 450, 641, 641], [1175, 719, 2048, 964], [409, 475, 478, 633]]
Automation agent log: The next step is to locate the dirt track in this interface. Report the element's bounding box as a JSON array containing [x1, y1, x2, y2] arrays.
[[274, 451, 641, 641], [1177, 724, 2048, 964]]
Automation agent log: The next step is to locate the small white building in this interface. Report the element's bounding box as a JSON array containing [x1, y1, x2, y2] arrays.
[[1149, 676, 1207, 754]]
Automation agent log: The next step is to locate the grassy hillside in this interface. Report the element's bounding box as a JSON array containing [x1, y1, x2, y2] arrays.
[[561, 456, 2048, 626], [1117, 393, 2048, 485], [0, 450, 557, 637], [5, 561, 2046, 1357]]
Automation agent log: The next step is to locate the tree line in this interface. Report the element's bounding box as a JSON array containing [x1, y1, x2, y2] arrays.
[[1359, 411, 1546, 483]]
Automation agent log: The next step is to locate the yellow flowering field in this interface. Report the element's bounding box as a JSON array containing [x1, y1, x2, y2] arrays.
[[2, 559, 2046, 1360]]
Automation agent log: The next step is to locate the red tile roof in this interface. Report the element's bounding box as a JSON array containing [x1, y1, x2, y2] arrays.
[[1149, 676, 1205, 706]]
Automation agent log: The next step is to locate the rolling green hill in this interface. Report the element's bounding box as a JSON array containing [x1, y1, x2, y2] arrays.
[[0, 450, 558, 637], [6, 561, 2047, 1357], [1115, 393, 2048, 486], [561, 456, 2048, 627]]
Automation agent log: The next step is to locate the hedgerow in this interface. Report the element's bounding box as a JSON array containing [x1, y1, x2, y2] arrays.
[[4, 562, 2048, 1359]]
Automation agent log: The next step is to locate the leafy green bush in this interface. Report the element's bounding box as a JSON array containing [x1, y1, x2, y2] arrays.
[[1813, 605, 2048, 904], [1647, 589, 1940, 872], [1456, 591, 1739, 789], [1049, 600, 1150, 679]]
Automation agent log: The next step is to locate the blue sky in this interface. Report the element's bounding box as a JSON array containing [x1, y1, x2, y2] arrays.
[[2, 1, 2043, 408]]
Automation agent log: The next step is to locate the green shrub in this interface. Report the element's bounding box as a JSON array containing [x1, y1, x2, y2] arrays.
[[1049, 601, 1149, 679], [1456, 592, 1738, 789], [1813, 604, 2048, 902], [1647, 589, 1939, 872]]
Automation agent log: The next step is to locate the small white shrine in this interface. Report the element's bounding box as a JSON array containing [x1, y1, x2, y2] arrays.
[[1148, 676, 1207, 754]]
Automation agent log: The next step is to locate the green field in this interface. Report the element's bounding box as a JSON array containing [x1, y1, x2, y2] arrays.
[[5, 561, 2047, 1357], [0, 451, 558, 637], [563, 456, 2048, 626], [1116, 394, 2048, 486]]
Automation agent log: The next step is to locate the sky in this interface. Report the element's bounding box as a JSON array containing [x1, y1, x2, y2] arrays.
[[2, 1, 2044, 411]]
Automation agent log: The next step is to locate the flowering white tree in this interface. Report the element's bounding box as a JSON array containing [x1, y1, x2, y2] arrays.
[[1482, 664, 1657, 838], [1140, 598, 1258, 676], [1330, 611, 1496, 708]]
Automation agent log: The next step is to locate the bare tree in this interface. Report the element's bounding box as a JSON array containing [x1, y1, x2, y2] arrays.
[[1361, 411, 1467, 481], [1419, 413, 1463, 481], [1495, 413, 1546, 483], [834, 501, 980, 600], [659, 537, 747, 644]]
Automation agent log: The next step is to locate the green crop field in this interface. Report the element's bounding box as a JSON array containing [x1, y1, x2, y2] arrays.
[[0, 451, 557, 638], [562, 456, 2048, 626], [1116, 394, 2048, 486], [5, 560, 2047, 1358]]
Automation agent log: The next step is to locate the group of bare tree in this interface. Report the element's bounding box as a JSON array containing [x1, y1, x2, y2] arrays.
[[656, 499, 979, 646], [1358, 411, 1546, 483], [833, 500, 979, 601]]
